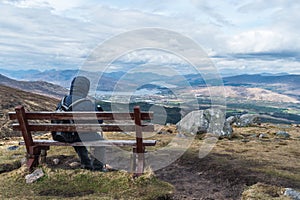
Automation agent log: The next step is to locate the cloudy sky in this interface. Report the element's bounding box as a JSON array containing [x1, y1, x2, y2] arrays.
[[1, 0, 300, 75]]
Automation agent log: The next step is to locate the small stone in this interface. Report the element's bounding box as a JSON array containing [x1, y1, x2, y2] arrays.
[[7, 145, 19, 151], [69, 162, 80, 167], [25, 168, 44, 184], [52, 158, 60, 165], [276, 131, 290, 139], [284, 188, 300, 200], [259, 133, 268, 139]]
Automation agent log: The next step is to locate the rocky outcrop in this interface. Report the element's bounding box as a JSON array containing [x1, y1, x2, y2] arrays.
[[176, 110, 208, 135], [176, 108, 233, 138], [235, 114, 260, 127]]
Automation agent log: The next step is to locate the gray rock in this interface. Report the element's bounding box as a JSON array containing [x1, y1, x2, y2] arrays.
[[236, 114, 260, 127], [284, 188, 300, 200], [176, 110, 208, 135], [7, 145, 19, 151], [204, 108, 226, 136], [52, 158, 60, 165], [176, 108, 232, 138], [276, 131, 290, 138], [259, 133, 268, 139], [226, 116, 237, 125], [69, 162, 81, 167], [223, 121, 233, 138], [25, 168, 44, 184]]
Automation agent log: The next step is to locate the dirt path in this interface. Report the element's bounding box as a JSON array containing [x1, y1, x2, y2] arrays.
[[155, 152, 300, 200]]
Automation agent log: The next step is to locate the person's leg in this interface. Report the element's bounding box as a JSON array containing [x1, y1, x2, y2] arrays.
[[90, 132, 105, 170], [79, 131, 106, 171], [90, 146, 105, 170], [73, 146, 92, 169]]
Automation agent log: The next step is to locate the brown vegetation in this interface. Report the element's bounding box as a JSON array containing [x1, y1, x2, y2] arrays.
[[0, 85, 59, 138]]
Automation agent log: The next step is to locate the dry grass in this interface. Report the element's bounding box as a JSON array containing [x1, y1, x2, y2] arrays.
[[0, 123, 299, 199], [241, 183, 290, 200]]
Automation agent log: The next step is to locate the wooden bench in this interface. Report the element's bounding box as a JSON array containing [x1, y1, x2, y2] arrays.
[[9, 105, 156, 176]]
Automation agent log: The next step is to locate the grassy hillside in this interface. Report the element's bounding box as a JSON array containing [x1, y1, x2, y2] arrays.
[[0, 123, 299, 199], [0, 74, 68, 99], [0, 84, 59, 138], [1, 82, 299, 199]]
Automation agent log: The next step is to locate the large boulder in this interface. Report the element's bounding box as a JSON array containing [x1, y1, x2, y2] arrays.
[[176, 110, 208, 135], [236, 114, 260, 127], [203, 108, 231, 137], [176, 108, 233, 138]]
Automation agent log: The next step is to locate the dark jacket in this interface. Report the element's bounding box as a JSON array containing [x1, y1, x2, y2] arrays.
[[57, 76, 94, 112]]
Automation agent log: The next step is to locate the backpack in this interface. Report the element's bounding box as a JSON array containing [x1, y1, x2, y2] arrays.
[[51, 96, 91, 143]]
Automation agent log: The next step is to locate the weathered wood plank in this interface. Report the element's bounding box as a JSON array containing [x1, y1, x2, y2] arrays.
[[19, 139, 157, 147], [12, 123, 154, 132], [15, 106, 34, 153], [9, 111, 153, 120], [134, 106, 144, 176]]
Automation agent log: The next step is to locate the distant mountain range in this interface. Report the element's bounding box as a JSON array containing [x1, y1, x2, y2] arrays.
[[0, 71, 299, 138], [0, 74, 67, 99], [223, 74, 300, 85], [1, 68, 300, 99], [223, 74, 300, 100]]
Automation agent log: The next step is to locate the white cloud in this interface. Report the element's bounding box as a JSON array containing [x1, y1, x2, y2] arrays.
[[228, 30, 286, 53], [4, 0, 86, 12], [0, 0, 300, 74]]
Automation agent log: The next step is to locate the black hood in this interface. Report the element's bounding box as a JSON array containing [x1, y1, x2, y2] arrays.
[[69, 76, 90, 97]]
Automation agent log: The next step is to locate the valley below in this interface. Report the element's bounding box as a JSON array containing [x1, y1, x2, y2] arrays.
[[0, 70, 299, 199]]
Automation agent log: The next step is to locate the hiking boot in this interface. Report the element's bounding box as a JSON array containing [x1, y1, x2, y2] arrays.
[[91, 157, 104, 171]]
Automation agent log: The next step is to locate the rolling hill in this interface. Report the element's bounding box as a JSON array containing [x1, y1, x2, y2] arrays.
[[191, 86, 299, 103], [0, 74, 67, 99], [0, 84, 59, 138]]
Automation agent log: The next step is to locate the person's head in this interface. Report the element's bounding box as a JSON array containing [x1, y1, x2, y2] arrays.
[[69, 76, 90, 97]]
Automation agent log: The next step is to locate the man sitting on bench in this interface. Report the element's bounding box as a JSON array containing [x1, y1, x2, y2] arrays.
[[52, 76, 105, 171]]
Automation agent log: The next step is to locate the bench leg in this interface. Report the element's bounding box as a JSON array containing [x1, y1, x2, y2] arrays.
[[131, 150, 136, 173], [26, 146, 49, 171], [26, 154, 39, 172], [132, 147, 145, 177]]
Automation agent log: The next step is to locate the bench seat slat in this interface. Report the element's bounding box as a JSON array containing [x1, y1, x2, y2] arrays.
[[9, 111, 153, 120], [12, 123, 154, 132], [19, 139, 157, 147]]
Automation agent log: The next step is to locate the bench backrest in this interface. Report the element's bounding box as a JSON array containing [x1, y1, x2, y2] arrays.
[[9, 105, 154, 153]]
